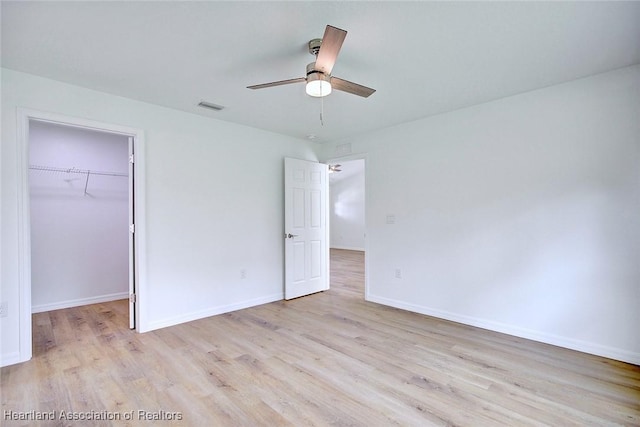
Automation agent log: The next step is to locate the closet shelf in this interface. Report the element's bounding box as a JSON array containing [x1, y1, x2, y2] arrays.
[[29, 164, 128, 196], [29, 164, 127, 177]]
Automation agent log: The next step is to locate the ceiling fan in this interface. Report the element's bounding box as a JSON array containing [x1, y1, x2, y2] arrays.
[[328, 164, 342, 173], [247, 25, 376, 98]]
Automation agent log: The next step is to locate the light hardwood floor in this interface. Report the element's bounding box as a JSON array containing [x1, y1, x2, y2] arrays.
[[2, 249, 639, 426]]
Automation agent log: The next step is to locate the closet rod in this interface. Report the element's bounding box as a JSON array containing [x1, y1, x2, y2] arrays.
[[29, 164, 127, 177]]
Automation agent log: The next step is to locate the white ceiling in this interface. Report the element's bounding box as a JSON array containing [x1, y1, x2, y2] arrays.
[[2, 1, 639, 144]]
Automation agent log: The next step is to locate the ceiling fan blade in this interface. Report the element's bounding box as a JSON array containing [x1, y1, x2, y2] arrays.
[[315, 25, 347, 75], [331, 77, 376, 98], [247, 77, 306, 90]]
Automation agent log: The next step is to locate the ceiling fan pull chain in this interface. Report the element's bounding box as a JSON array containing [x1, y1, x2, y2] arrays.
[[320, 89, 324, 126]]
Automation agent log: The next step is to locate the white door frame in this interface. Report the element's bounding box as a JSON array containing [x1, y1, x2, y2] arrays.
[[15, 108, 147, 363], [326, 154, 369, 300]]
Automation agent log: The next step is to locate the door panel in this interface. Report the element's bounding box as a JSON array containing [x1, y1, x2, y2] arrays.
[[310, 240, 322, 278], [293, 188, 305, 228], [284, 158, 329, 299]]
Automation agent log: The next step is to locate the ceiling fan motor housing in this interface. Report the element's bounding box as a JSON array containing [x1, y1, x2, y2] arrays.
[[308, 38, 323, 56], [306, 62, 328, 77]]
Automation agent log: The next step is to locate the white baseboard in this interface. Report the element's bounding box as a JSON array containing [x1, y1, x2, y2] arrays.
[[32, 292, 128, 313], [367, 294, 640, 366], [144, 293, 284, 332], [330, 245, 365, 252]]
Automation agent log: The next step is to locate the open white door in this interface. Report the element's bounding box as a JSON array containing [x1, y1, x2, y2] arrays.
[[284, 158, 329, 299], [128, 137, 135, 329]]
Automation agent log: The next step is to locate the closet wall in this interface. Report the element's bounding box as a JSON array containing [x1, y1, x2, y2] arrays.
[[29, 120, 129, 312]]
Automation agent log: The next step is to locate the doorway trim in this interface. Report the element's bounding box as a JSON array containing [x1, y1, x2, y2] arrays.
[[326, 154, 369, 300], [15, 108, 147, 363]]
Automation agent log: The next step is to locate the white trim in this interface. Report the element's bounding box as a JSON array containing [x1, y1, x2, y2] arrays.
[[330, 246, 365, 252], [16, 109, 32, 364], [324, 161, 331, 293], [14, 108, 147, 364], [18, 108, 142, 136], [145, 293, 284, 332], [32, 292, 129, 314], [368, 293, 640, 366]]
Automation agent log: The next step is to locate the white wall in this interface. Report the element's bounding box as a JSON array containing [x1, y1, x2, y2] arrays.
[[329, 160, 365, 251], [29, 121, 129, 312], [321, 65, 640, 364], [1, 69, 317, 366], [3, 65, 638, 366]]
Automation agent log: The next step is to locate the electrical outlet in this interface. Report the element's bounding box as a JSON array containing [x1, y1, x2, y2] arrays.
[[0, 301, 8, 318], [394, 269, 402, 279], [240, 269, 247, 279]]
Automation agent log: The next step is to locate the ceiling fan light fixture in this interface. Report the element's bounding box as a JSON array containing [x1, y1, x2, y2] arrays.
[[306, 72, 332, 97], [247, 25, 375, 99]]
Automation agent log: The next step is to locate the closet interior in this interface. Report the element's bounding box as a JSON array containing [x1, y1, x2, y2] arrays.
[[29, 120, 130, 313]]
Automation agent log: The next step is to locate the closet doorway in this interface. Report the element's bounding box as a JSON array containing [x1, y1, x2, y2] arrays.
[[29, 121, 131, 318], [15, 109, 146, 364]]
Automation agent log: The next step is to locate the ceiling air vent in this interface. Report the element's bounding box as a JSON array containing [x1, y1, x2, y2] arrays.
[[197, 101, 225, 111]]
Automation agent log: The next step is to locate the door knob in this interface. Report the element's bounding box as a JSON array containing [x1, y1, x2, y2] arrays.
[[285, 233, 299, 239]]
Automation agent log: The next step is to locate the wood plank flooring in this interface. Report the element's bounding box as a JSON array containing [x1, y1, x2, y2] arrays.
[[2, 249, 639, 426]]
